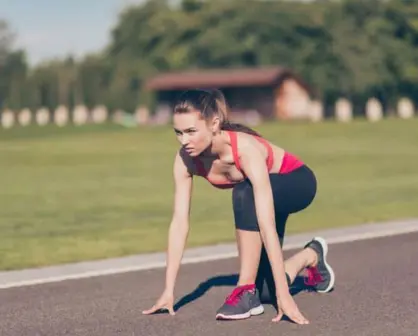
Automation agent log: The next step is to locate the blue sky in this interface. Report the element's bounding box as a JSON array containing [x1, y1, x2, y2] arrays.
[[1, 0, 145, 65]]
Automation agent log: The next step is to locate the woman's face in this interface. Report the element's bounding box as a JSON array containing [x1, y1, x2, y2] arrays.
[[173, 110, 214, 157]]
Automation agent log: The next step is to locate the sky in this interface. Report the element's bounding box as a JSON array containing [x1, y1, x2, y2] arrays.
[[0, 0, 145, 66]]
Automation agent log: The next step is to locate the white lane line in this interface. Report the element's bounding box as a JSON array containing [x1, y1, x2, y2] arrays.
[[1, 219, 417, 289]]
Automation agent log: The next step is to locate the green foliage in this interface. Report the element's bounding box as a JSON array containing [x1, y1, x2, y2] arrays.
[[2, 0, 418, 112], [0, 19, 15, 65]]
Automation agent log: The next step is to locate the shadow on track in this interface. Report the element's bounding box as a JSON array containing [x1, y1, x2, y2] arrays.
[[174, 274, 312, 312]]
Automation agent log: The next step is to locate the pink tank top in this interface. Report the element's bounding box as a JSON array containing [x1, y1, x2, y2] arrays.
[[193, 131, 304, 189]]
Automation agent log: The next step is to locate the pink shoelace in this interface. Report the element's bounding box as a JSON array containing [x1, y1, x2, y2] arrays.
[[225, 284, 255, 306], [304, 266, 323, 286]]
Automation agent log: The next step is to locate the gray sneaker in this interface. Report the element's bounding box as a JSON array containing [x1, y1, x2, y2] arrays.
[[215, 284, 264, 320], [304, 237, 335, 293]]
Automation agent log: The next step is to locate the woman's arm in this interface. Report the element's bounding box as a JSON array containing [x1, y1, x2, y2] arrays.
[[142, 150, 193, 316], [165, 150, 193, 292], [237, 137, 309, 324], [236, 139, 289, 294]]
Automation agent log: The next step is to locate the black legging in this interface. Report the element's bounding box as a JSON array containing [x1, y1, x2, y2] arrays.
[[232, 164, 317, 302]]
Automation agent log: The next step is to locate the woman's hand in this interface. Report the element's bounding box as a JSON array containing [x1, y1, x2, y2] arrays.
[[142, 289, 175, 316], [142, 151, 192, 317], [273, 292, 309, 324]]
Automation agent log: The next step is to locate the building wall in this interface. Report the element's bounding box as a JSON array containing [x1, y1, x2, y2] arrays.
[[154, 87, 275, 121], [224, 86, 274, 119], [152, 79, 311, 122], [274, 78, 311, 120]]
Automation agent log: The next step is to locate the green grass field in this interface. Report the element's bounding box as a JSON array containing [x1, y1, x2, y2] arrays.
[[1, 118, 418, 271]]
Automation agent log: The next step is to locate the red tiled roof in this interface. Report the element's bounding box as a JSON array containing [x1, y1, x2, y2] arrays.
[[144, 66, 301, 90]]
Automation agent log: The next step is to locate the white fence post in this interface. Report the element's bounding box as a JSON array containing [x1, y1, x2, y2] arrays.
[[397, 98, 415, 119], [366, 98, 383, 122], [36, 108, 50, 126], [1, 109, 15, 129], [92, 105, 108, 124], [54, 105, 69, 127], [73, 105, 89, 125], [18, 108, 32, 126], [335, 98, 353, 122]]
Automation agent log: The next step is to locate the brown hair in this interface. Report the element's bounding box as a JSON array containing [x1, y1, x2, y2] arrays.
[[173, 89, 261, 137]]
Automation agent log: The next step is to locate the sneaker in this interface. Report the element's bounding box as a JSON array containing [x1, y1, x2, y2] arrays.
[[304, 237, 335, 293], [215, 284, 264, 320]]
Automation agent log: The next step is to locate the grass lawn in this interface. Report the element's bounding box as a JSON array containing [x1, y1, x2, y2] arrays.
[[1, 118, 418, 270]]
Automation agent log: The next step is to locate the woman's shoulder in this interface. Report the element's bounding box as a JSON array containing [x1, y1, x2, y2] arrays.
[[233, 131, 285, 158], [175, 147, 197, 175], [232, 131, 272, 149]]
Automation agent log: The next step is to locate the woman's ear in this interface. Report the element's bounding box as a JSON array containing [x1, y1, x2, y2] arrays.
[[211, 116, 221, 134]]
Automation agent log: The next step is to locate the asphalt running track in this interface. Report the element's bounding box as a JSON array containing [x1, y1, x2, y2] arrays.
[[1, 233, 417, 336]]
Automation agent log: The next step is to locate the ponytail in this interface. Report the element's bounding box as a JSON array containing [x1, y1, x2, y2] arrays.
[[221, 121, 261, 137]]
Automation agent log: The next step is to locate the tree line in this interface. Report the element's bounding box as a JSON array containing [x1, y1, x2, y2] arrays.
[[1, 0, 418, 116]]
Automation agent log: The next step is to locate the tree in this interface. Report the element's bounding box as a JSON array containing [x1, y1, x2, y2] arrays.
[[0, 20, 29, 109], [4, 0, 418, 114], [0, 19, 15, 65]]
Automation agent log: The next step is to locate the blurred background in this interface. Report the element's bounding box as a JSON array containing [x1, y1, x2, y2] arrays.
[[1, 0, 418, 123], [1, 0, 417, 271]]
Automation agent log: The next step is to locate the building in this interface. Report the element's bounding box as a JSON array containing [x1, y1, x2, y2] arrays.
[[144, 66, 315, 123]]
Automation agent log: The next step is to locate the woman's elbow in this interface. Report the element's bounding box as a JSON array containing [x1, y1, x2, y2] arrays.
[[171, 215, 189, 232]]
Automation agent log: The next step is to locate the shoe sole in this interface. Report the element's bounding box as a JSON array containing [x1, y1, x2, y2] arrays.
[[215, 305, 264, 320], [313, 236, 335, 293]]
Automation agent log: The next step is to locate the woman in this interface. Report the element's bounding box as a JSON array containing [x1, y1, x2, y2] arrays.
[[142, 89, 335, 324]]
